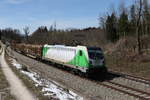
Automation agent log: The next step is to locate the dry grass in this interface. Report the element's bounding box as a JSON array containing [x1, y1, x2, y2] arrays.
[[0, 68, 9, 90], [0, 45, 15, 100], [104, 36, 150, 79], [0, 63, 15, 100], [106, 52, 150, 78], [105, 51, 150, 79]]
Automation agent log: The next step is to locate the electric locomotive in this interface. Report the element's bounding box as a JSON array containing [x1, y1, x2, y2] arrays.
[[12, 44, 107, 76]]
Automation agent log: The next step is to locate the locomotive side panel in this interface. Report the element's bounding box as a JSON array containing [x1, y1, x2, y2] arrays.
[[42, 45, 76, 64], [42, 45, 90, 73]]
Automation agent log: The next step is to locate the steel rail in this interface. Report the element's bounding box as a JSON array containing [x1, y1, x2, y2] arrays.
[[109, 70, 150, 85]]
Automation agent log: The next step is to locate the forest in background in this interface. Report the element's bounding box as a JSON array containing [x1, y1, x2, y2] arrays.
[[0, 0, 150, 54]]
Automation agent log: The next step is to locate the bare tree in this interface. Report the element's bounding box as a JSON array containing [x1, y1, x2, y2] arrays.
[[143, 0, 149, 35], [99, 15, 106, 30], [23, 27, 30, 43], [135, 0, 143, 54]]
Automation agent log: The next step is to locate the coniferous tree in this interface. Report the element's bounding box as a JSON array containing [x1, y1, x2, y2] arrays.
[[105, 13, 118, 42], [143, 0, 150, 35], [118, 11, 129, 37], [130, 5, 136, 35]]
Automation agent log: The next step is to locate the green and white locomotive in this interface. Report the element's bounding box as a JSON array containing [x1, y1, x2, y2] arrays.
[[42, 45, 107, 75]]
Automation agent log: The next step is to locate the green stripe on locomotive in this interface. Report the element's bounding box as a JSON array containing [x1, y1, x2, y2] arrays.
[[67, 50, 89, 68]]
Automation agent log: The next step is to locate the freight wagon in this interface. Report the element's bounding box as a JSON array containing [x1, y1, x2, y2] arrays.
[[12, 44, 107, 76]]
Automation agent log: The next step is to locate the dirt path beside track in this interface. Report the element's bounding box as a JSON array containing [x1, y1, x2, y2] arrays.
[[0, 48, 36, 100]]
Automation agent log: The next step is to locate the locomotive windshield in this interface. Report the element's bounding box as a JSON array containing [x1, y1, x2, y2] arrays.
[[88, 52, 103, 59], [87, 47, 104, 60]]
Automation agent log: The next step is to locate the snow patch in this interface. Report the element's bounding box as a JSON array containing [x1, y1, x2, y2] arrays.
[[21, 71, 43, 86], [11, 59, 84, 100], [12, 59, 22, 69]]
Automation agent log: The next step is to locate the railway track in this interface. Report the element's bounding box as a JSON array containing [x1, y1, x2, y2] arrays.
[[88, 72, 150, 100], [26, 61, 150, 100], [6, 48, 150, 100], [101, 81, 150, 100], [109, 70, 150, 85]]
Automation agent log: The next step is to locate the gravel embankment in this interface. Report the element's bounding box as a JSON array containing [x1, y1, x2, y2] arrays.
[[9, 49, 140, 100]]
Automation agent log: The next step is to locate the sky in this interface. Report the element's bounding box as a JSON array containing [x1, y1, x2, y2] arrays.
[[0, 0, 134, 33]]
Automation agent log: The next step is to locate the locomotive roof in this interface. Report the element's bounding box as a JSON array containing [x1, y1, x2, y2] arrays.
[[44, 44, 83, 48], [87, 47, 102, 51], [44, 45, 102, 50]]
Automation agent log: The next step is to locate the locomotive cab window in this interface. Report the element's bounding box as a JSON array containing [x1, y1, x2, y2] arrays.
[[79, 50, 82, 56]]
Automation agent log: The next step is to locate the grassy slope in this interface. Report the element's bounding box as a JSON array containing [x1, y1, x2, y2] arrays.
[[104, 36, 150, 79], [105, 54, 150, 79]]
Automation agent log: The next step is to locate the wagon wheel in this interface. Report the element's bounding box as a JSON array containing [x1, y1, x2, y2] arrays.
[[78, 71, 84, 77], [71, 69, 78, 75]]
